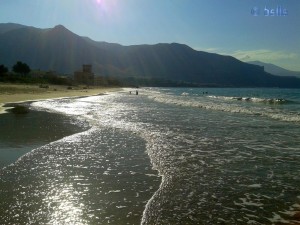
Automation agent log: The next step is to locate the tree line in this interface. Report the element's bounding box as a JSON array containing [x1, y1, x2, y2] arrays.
[[1, 61, 198, 87], [0, 61, 124, 87], [0, 61, 71, 85], [0, 61, 31, 76]]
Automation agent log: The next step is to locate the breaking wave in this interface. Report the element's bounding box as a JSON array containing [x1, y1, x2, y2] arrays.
[[143, 89, 300, 123]]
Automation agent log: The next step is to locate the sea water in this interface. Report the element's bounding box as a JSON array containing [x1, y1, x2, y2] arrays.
[[0, 88, 299, 225], [0, 109, 89, 168]]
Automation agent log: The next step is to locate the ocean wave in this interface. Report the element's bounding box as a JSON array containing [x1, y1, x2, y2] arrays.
[[145, 91, 300, 123], [23, 88, 300, 224], [208, 95, 291, 104]]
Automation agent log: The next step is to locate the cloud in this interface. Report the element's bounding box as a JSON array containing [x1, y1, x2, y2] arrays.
[[225, 49, 298, 62], [193, 47, 220, 52], [203, 48, 220, 52]]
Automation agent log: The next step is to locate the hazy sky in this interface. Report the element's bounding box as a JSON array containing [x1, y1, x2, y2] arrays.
[[1, 0, 299, 70]]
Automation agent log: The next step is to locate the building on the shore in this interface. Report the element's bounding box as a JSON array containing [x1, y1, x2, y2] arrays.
[[74, 64, 94, 85]]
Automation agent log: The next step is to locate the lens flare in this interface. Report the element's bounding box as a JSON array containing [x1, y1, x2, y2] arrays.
[[92, 0, 114, 14]]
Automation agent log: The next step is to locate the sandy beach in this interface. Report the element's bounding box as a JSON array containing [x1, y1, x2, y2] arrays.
[[0, 83, 120, 113], [0, 86, 300, 224]]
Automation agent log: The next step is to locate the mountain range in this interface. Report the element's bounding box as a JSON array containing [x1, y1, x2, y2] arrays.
[[247, 61, 300, 79], [1, 23, 300, 87]]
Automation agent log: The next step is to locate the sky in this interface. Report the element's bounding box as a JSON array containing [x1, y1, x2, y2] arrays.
[[1, 0, 300, 71]]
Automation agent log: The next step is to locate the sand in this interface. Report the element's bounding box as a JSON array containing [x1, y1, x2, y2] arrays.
[[0, 83, 120, 113]]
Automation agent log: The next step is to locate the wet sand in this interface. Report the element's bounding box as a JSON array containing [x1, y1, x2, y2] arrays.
[[0, 83, 121, 168], [0, 109, 89, 168], [0, 83, 120, 113]]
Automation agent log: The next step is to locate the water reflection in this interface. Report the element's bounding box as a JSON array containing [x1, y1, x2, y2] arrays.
[[0, 127, 160, 225], [45, 183, 88, 224]]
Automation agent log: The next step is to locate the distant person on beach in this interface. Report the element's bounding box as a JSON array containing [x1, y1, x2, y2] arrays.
[[136, 90, 138, 95]]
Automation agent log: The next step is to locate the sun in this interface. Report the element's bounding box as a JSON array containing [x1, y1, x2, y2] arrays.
[[93, 0, 108, 10], [86, 0, 118, 19]]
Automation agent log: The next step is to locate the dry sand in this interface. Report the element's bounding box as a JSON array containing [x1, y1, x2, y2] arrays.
[[0, 83, 120, 113]]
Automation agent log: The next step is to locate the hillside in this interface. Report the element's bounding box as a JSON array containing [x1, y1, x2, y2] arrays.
[[248, 61, 300, 78], [1, 23, 300, 87]]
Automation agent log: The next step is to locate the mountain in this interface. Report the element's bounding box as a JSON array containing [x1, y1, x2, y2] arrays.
[[248, 61, 300, 78], [1, 23, 300, 87], [0, 23, 28, 34], [0, 23, 116, 74]]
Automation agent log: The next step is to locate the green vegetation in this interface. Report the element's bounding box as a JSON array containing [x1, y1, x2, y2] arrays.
[[0, 64, 8, 75], [1, 62, 169, 87], [12, 61, 31, 76], [0, 61, 71, 85], [0, 61, 201, 88]]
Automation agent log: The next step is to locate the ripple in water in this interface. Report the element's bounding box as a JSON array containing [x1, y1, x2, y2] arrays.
[[0, 128, 160, 225], [1, 89, 300, 225]]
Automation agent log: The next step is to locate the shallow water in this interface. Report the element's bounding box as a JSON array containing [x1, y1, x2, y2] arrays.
[[0, 108, 88, 168], [0, 88, 300, 224], [0, 128, 160, 224]]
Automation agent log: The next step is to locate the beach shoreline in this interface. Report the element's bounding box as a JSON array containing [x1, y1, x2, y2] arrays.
[[0, 83, 121, 168], [0, 83, 121, 113]]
